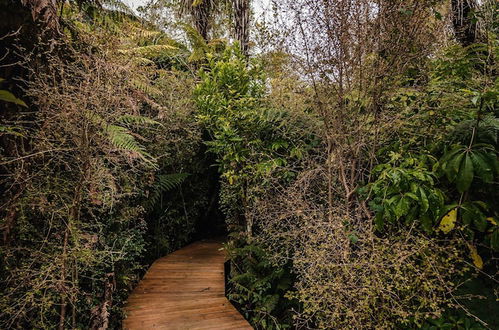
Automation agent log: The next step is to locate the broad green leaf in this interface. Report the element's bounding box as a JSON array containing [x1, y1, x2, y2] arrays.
[[418, 187, 429, 213], [445, 151, 464, 182], [440, 147, 463, 164], [482, 152, 499, 176], [461, 207, 474, 225], [471, 151, 493, 183], [405, 192, 419, 201], [375, 212, 384, 231], [438, 209, 457, 234], [456, 153, 474, 193], [395, 196, 410, 218], [473, 212, 488, 232], [0, 90, 27, 107]]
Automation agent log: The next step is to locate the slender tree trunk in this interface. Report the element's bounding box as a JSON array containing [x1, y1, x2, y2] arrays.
[[191, 0, 213, 41], [232, 0, 250, 56]]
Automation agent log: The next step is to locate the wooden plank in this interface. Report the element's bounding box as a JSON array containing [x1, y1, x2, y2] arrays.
[[123, 239, 252, 330]]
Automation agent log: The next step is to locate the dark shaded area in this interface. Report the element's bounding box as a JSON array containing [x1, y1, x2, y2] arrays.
[[452, 0, 479, 46], [193, 168, 227, 240]]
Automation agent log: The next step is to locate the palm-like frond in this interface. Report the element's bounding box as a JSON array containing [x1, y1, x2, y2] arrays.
[[120, 45, 178, 59], [131, 78, 165, 98], [117, 114, 161, 126], [146, 173, 190, 209], [104, 124, 155, 164], [82, 111, 157, 165]]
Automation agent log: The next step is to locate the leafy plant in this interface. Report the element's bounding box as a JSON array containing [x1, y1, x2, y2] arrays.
[[227, 237, 296, 329], [438, 143, 497, 193], [366, 154, 445, 232]]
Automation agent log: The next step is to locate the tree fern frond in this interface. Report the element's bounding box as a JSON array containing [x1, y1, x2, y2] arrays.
[[131, 79, 164, 98], [132, 57, 156, 66], [117, 114, 161, 126], [146, 173, 190, 210], [183, 24, 208, 50], [128, 25, 165, 45], [104, 124, 156, 165], [120, 45, 179, 59], [101, 0, 136, 19]]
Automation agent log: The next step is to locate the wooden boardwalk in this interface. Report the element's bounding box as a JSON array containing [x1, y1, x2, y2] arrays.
[[123, 239, 252, 329]]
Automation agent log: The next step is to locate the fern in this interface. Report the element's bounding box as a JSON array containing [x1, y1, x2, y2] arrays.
[[104, 125, 145, 154], [120, 45, 178, 59], [146, 173, 190, 210], [132, 57, 156, 66], [117, 114, 161, 126], [183, 24, 208, 62], [101, 0, 137, 20], [83, 110, 157, 166], [131, 79, 164, 98]]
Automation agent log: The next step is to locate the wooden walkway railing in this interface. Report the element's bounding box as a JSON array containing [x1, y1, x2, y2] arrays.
[[123, 239, 252, 329]]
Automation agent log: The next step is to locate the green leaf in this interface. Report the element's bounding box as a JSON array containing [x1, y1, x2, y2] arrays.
[[471, 151, 494, 183], [418, 187, 429, 213], [440, 147, 464, 164], [395, 196, 410, 218], [490, 229, 499, 251], [348, 233, 359, 244], [375, 212, 384, 231], [421, 214, 433, 233], [405, 192, 419, 201], [473, 212, 488, 232], [444, 150, 464, 182], [456, 153, 474, 193], [0, 90, 27, 107]]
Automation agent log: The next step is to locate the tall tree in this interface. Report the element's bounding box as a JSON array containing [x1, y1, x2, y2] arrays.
[[177, 0, 251, 53], [179, 0, 216, 41]]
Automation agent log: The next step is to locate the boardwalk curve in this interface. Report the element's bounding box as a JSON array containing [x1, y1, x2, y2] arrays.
[[123, 239, 252, 329]]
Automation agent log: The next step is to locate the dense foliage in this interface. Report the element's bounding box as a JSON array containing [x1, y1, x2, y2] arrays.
[[1, 0, 498, 329]]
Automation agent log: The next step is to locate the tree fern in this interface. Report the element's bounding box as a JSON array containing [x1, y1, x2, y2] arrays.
[[146, 173, 190, 210]]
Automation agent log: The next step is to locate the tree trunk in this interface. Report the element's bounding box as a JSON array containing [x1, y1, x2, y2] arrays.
[[191, 0, 213, 41], [232, 0, 250, 56]]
